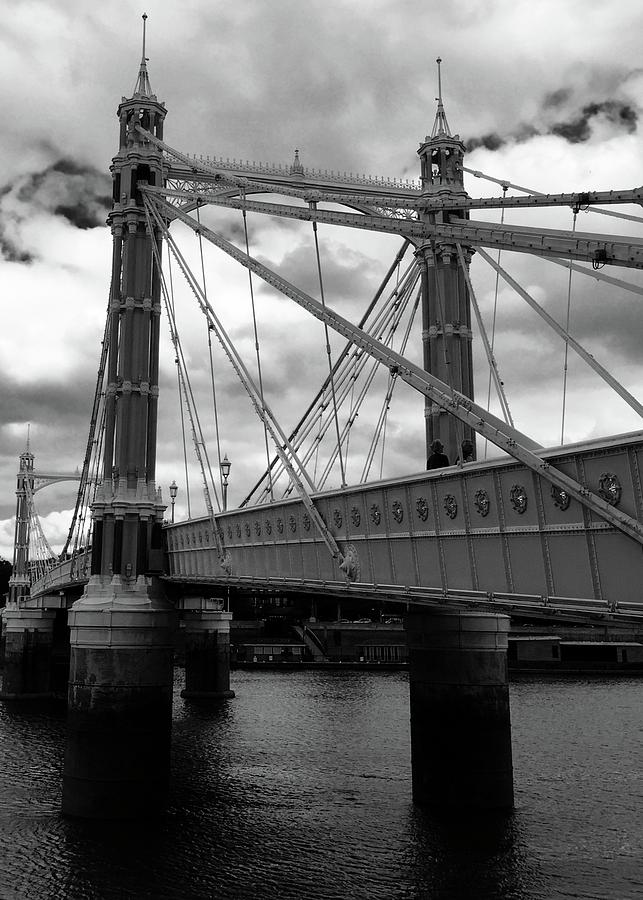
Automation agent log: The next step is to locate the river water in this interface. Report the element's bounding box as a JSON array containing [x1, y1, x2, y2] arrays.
[[0, 670, 640, 899]]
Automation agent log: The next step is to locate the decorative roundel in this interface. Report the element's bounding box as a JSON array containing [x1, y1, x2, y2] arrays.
[[598, 472, 622, 506], [198, 532, 203, 545], [227, 525, 233, 540], [266, 519, 272, 535], [333, 508, 343, 528], [303, 512, 311, 531], [350, 506, 361, 528], [254, 520, 261, 537], [510, 484, 528, 514], [277, 517, 284, 534], [244, 521, 251, 537], [416, 497, 429, 521], [391, 500, 404, 523], [288, 515, 297, 532], [370, 503, 381, 525], [443, 494, 458, 519], [236, 523, 242, 538], [551, 484, 571, 511], [474, 489, 490, 517], [217, 526, 224, 542]]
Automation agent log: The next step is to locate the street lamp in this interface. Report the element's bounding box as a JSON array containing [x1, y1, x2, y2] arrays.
[[220, 454, 231, 511], [169, 480, 178, 524]]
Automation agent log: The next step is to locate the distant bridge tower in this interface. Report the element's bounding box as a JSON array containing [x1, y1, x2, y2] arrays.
[[62, 17, 177, 818], [8, 446, 35, 607], [417, 59, 475, 464]]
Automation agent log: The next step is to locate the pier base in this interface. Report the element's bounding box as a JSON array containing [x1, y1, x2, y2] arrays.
[[406, 610, 514, 810], [61, 575, 177, 819], [0, 608, 57, 699], [180, 598, 234, 699]]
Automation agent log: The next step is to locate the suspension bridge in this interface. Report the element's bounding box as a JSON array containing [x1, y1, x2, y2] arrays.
[[3, 25, 643, 818]]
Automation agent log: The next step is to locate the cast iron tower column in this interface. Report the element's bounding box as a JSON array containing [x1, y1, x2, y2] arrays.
[[62, 23, 178, 818], [417, 61, 475, 466]]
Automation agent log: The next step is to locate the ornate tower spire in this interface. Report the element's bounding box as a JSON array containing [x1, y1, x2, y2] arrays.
[[415, 57, 474, 463], [133, 13, 154, 98], [431, 57, 451, 138]]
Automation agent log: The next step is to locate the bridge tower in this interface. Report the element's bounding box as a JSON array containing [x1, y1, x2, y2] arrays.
[[62, 20, 178, 818], [8, 445, 35, 607], [1, 444, 57, 699], [417, 60, 475, 465]]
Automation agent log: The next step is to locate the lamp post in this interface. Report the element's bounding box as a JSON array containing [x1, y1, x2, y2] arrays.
[[169, 480, 178, 524], [220, 455, 231, 512]]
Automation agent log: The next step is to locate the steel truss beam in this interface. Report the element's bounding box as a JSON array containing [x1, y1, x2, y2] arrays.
[[144, 184, 643, 269], [145, 192, 643, 548]]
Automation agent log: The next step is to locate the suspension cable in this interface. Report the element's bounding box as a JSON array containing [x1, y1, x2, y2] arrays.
[[361, 281, 421, 481], [482, 184, 508, 458], [456, 243, 513, 426], [167, 249, 192, 518], [281, 263, 420, 496], [264, 260, 418, 500], [560, 211, 578, 444], [146, 197, 317, 498], [242, 199, 274, 501], [312, 216, 346, 487], [318, 275, 419, 489], [478, 247, 643, 419], [196, 203, 225, 498], [240, 240, 410, 505], [146, 197, 349, 568]]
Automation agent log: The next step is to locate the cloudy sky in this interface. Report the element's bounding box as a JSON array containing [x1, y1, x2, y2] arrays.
[[1, 0, 642, 561]]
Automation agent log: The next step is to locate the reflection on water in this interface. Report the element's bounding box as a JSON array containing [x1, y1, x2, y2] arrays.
[[0, 671, 640, 899]]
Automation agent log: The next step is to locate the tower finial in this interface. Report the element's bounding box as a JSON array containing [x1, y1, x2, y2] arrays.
[[133, 12, 154, 98], [26, 423, 30, 453], [431, 56, 452, 138]]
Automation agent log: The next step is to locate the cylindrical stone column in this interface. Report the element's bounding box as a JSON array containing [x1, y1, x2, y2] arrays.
[[180, 598, 234, 700], [406, 610, 513, 810], [1, 609, 57, 699], [62, 594, 177, 819]]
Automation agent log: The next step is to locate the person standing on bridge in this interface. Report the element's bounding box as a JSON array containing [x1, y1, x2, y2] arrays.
[[427, 439, 449, 470]]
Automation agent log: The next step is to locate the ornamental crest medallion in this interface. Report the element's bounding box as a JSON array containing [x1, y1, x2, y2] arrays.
[[551, 484, 571, 510], [333, 508, 343, 528], [598, 472, 622, 506], [266, 519, 272, 535], [443, 494, 458, 519], [370, 503, 381, 525], [244, 521, 251, 537], [474, 489, 490, 517], [350, 506, 361, 528], [276, 517, 284, 534], [303, 512, 311, 531], [391, 500, 404, 523], [415, 497, 429, 522], [227, 525, 233, 540], [288, 515, 297, 533], [510, 484, 528, 514], [236, 523, 242, 538]]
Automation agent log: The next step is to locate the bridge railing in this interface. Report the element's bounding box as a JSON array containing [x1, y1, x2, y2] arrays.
[[29, 549, 91, 599]]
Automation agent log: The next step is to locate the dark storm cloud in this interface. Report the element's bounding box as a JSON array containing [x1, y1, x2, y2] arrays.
[[0, 157, 111, 260], [551, 101, 637, 143], [465, 97, 637, 152], [14, 158, 111, 229]]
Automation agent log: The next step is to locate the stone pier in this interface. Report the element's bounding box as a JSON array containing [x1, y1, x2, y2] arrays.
[[406, 610, 514, 810], [0, 608, 57, 699], [180, 597, 234, 700], [61, 576, 177, 819]]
